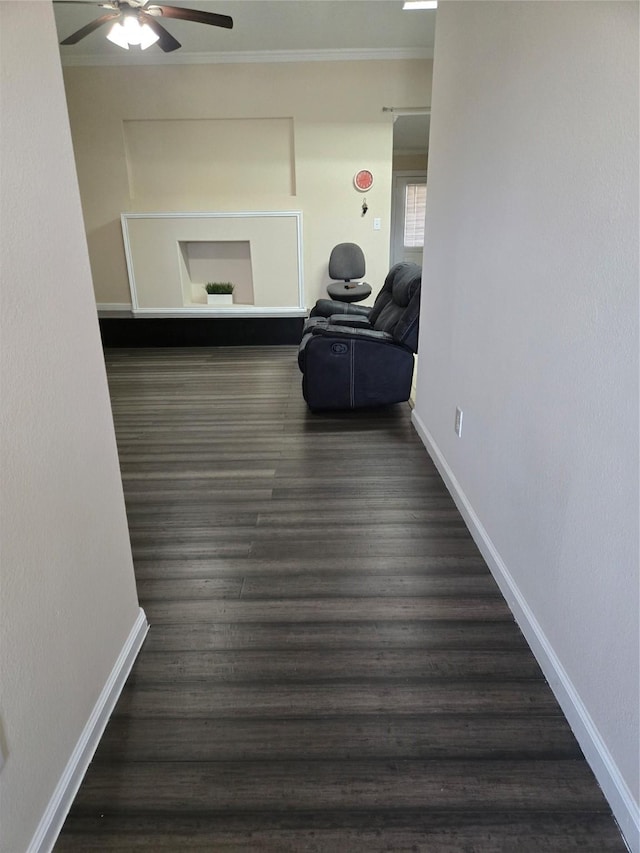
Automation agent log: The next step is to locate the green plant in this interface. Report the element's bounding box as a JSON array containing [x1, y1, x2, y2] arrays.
[[205, 282, 234, 295]]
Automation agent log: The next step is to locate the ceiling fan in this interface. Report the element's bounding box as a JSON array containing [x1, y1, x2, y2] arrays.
[[55, 0, 233, 53]]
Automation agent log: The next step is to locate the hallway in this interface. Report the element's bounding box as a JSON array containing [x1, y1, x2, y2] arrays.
[[55, 347, 625, 851]]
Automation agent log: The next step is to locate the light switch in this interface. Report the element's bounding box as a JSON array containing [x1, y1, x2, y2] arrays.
[[373, 217, 381, 230]]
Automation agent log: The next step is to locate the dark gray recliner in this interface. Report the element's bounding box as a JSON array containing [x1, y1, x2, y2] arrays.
[[298, 261, 421, 411]]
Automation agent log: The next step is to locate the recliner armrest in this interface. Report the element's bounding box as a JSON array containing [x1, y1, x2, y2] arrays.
[[310, 299, 372, 319], [310, 324, 395, 344], [328, 315, 372, 328]]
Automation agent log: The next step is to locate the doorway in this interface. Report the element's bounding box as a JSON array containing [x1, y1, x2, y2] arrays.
[[390, 112, 430, 267]]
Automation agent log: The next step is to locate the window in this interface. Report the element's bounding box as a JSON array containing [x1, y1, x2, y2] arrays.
[[403, 183, 427, 248]]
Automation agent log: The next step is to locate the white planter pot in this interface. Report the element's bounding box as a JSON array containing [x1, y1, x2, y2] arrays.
[[207, 293, 233, 305]]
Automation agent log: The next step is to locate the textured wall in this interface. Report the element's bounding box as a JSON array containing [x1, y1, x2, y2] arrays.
[[0, 3, 140, 850], [415, 0, 638, 843]]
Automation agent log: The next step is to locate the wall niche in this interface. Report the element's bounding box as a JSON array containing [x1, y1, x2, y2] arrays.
[[179, 241, 254, 306]]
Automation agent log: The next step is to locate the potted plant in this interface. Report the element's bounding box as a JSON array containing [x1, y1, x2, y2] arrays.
[[205, 282, 234, 305]]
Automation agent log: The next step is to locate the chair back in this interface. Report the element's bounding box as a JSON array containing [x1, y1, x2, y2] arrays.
[[368, 262, 422, 352], [328, 243, 366, 282]]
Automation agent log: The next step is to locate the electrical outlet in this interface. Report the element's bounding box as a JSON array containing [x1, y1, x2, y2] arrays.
[[455, 407, 463, 437]]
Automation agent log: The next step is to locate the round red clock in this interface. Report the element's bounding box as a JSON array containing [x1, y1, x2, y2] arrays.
[[354, 169, 374, 192]]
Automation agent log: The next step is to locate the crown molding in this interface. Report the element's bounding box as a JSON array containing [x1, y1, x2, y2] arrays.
[[60, 46, 432, 68]]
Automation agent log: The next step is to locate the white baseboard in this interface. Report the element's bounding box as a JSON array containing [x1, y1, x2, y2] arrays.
[[411, 409, 639, 853], [27, 608, 149, 853]]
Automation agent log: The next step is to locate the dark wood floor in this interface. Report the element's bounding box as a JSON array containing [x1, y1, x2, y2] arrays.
[[55, 347, 626, 852]]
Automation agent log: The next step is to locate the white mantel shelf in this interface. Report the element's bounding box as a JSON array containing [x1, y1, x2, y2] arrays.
[[130, 307, 307, 318]]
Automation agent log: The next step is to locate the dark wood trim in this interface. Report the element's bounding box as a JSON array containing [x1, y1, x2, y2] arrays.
[[99, 317, 305, 347]]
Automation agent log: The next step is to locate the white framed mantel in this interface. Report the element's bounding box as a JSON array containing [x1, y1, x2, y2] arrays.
[[121, 211, 305, 317]]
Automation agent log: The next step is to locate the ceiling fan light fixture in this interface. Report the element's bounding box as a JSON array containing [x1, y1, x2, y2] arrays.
[[106, 21, 130, 49], [106, 16, 159, 50], [122, 15, 144, 45], [58, 2, 232, 53], [138, 22, 160, 50]]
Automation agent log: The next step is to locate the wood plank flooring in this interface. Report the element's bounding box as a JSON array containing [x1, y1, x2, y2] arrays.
[[55, 347, 626, 852]]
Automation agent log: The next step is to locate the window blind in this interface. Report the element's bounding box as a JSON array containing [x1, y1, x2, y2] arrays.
[[403, 183, 427, 248]]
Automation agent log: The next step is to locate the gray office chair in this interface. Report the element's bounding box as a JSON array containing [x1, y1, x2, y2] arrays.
[[323, 243, 372, 305]]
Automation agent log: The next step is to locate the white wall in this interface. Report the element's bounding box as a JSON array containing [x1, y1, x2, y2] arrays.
[[414, 1, 639, 848], [0, 3, 142, 850]]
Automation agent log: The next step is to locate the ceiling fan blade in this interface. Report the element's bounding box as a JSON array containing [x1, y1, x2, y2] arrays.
[[148, 4, 233, 29], [60, 11, 120, 44], [139, 11, 181, 51]]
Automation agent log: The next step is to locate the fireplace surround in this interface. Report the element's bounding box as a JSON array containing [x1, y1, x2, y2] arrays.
[[121, 211, 304, 317]]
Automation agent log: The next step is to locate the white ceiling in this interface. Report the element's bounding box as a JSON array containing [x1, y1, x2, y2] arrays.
[[54, 0, 436, 61], [393, 113, 430, 155], [53, 0, 433, 152]]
